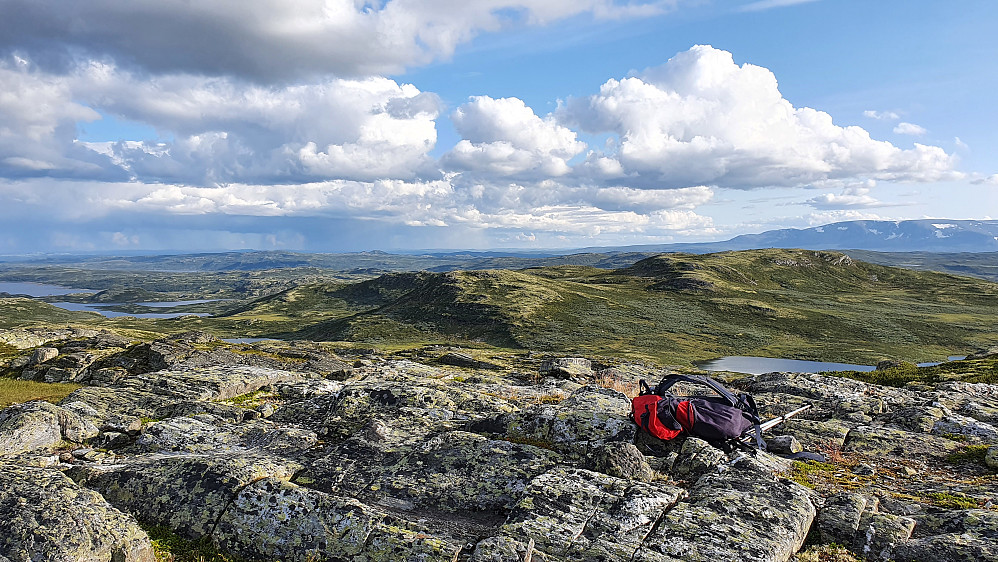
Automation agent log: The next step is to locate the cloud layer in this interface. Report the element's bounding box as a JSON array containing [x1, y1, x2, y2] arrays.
[[0, 0, 674, 80], [0, 17, 970, 251]]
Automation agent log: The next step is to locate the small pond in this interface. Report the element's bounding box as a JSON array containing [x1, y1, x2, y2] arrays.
[[697, 356, 874, 375], [698, 355, 967, 375], [222, 338, 278, 344]]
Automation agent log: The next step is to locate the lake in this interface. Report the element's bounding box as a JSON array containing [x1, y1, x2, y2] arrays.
[[49, 302, 211, 319], [222, 337, 278, 344], [0, 281, 96, 297], [698, 356, 876, 375]]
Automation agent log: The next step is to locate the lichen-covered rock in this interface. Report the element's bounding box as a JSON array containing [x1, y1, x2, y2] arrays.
[[62, 365, 303, 424], [777, 418, 851, 451], [670, 437, 727, 481], [843, 425, 963, 460], [891, 534, 997, 562], [585, 441, 655, 482], [987, 445, 998, 469], [133, 415, 318, 455], [0, 462, 154, 562], [909, 509, 998, 540], [271, 362, 498, 440], [470, 536, 533, 562], [68, 452, 302, 540], [97, 431, 132, 449], [28, 347, 58, 365], [540, 357, 593, 378], [634, 455, 817, 562], [931, 413, 998, 443], [853, 510, 916, 560], [502, 467, 685, 561], [766, 434, 803, 454], [101, 414, 143, 436], [498, 385, 636, 458], [213, 477, 383, 561], [218, 475, 469, 560], [156, 400, 247, 422], [380, 430, 559, 512], [0, 401, 99, 455], [3, 344, 993, 562], [882, 404, 946, 433], [816, 492, 869, 545]]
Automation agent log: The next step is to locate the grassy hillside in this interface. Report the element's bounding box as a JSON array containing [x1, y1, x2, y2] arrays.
[[3, 249, 996, 367], [847, 250, 998, 282], [263, 249, 998, 365]]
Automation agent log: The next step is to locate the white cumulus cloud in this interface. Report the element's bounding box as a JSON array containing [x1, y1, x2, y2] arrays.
[[893, 122, 927, 136], [805, 182, 883, 209], [806, 210, 884, 225], [560, 45, 960, 189], [3, 58, 442, 185], [444, 96, 586, 178], [863, 110, 900, 121], [0, 59, 122, 179]]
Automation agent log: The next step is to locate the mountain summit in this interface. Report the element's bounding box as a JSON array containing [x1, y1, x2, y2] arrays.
[[722, 220, 998, 252]]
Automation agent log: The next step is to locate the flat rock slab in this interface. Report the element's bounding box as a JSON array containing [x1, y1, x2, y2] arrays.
[[134, 415, 318, 455], [68, 452, 302, 540], [63, 365, 303, 422], [499, 385, 636, 459], [502, 467, 685, 561], [634, 457, 816, 562], [301, 429, 559, 513], [0, 462, 154, 562], [843, 425, 963, 460], [215, 477, 462, 562]]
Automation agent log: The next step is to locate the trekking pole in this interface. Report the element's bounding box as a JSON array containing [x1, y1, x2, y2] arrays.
[[740, 403, 812, 445]]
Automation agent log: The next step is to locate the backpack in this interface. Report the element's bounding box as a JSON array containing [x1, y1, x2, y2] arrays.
[[631, 373, 766, 450]]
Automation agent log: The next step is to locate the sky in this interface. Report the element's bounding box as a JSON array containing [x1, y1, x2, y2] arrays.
[[0, 0, 996, 254]]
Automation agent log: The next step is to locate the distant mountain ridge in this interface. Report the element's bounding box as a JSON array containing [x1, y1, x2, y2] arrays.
[[1, 220, 996, 277], [726, 219, 998, 252], [594, 219, 998, 254]]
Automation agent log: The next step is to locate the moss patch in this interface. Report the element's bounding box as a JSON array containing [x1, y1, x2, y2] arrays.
[[893, 491, 982, 510], [217, 389, 279, 410], [793, 543, 862, 562], [143, 524, 248, 562], [946, 444, 991, 467]]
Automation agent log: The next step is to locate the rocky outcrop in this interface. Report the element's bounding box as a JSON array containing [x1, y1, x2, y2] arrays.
[[9, 332, 352, 384], [0, 462, 154, 562], [0, 327, 99, 350], [0, 401, 99, 455], [0, 343, 996, 561]]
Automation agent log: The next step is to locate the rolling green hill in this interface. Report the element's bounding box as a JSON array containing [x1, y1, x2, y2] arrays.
[[3, 248, 996, 367], [233, 249, 998, 365]]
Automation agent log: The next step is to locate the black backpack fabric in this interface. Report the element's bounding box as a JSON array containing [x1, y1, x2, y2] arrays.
[[633, 373, 766, 450]]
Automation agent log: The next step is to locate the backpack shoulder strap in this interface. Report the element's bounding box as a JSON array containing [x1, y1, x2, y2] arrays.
[[638, 379, 655, 396], [655, 374, 740, 406]]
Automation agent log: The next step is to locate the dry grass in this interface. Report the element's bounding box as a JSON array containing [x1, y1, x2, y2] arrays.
[[0, 378, 81, 408], [816, 440, 847, 464], [594, 371, 638, 398]]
